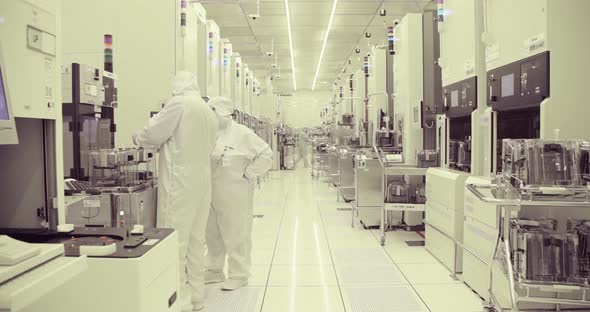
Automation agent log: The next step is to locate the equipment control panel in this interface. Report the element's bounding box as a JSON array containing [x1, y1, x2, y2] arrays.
[[62, 63, 105, 106], [487, 51, 549, 111], [443, 76, 477, 118]]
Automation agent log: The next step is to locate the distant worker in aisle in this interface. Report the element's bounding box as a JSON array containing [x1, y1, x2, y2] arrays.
[[132, 71, 217, 312], [297, 129, 310, 168], [205, 96, 273, 291]]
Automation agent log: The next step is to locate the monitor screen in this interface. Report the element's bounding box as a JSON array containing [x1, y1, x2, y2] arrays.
[[450, 90, 459, 108], [501, 73, 515, 98], [0, 66, 9, 120]]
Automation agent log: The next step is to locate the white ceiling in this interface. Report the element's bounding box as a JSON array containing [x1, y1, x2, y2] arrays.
[[201, 0, 434, 93]]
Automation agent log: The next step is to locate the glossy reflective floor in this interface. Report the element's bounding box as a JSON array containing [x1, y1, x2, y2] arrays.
[[203, 168, 484, 312]]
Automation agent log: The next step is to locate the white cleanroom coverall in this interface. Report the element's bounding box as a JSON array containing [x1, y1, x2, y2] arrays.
[[133, 71, 218, 311], [205, 97, 273, 290], [297, 131, 309, 168]]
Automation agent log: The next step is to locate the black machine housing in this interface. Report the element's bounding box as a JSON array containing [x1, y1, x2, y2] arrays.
[[488, 51, 549, 172]]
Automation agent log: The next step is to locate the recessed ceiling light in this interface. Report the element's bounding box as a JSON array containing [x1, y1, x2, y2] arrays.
[[285, 0, 297, 91], [311, 0, 338, 91]]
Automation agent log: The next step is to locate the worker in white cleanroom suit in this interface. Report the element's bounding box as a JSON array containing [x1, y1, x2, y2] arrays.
[[297, 130, 309, 168], [204, 97, 273, 291], [133, 71, 217, 311]]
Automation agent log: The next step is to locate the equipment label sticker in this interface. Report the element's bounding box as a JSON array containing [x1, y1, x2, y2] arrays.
[[44, 57, 54, 101], [524, 33, 546, 55]]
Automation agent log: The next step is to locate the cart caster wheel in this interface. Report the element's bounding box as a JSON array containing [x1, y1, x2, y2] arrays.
[[380, 237, 385, 246]]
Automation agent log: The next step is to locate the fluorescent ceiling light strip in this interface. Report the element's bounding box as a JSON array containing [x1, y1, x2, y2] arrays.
[[285, 0, 297, 91], [312, 0, 338, 91]]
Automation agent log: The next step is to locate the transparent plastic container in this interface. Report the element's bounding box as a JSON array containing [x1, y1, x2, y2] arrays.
[[89, 149, 120, 186], [512, 218, 579, 284], [525, 140, 580, 187], [386, 182, 410, 203], [502, 139, 582, 189], [417, 150, 439, 168]]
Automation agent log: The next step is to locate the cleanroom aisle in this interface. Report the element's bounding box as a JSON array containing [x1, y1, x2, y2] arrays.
[[203, 168, 484, 312]]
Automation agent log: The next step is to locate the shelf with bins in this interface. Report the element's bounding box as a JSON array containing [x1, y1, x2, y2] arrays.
[[378, 164, 428, 246]]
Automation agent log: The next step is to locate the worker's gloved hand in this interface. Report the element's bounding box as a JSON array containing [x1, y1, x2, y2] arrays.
[[243, 173, 258, 188]]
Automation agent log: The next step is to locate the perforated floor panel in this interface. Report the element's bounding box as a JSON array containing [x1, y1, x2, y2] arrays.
[[345, 286, 429, 312], [203, 287, 261, 312], [333, 248, 391, 265], [338, 264, 407, 285]]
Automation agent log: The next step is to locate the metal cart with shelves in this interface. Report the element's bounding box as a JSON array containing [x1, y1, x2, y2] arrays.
[[311, 138, 330, 178], [467, 182, 590, 312], [371, 148, 427, 246]]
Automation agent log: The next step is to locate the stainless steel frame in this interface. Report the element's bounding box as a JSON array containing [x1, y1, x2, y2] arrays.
[[467, 183, 590, 312], [65, 185, 158, 228], [338, 150, 355, 202], [352, 148, 386, 228]]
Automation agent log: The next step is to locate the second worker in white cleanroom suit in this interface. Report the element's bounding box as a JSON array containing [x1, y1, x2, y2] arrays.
[[297, 130, 309, 168], [205, 97, 273, 290], [133, 71, 217, 311]]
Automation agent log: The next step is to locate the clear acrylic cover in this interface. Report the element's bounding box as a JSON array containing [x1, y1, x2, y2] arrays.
[[501, 139, 584, 190]]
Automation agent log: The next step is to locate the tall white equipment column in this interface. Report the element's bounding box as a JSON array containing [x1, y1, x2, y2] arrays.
[[425, 0, 487, 278], [353, 69, 365, 144], [0, 0, 63, 225], [392, 13, 424, 227], [393, 13, 423, 166], [367, 47, 388, 147]]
